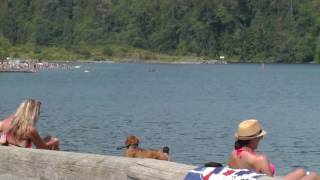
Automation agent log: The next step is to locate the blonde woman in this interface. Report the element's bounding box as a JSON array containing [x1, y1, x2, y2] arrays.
[[0, 99, 59, 150]]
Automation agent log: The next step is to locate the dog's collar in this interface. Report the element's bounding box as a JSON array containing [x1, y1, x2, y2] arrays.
[[126, 144, 139, 149]]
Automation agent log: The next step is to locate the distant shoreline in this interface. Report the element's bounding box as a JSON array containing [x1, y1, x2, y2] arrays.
[[51, 59, 228, 65], [3, 58, 318, 67], [51, 59, 319, 65]]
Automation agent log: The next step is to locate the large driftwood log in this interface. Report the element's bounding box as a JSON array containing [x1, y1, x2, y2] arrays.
[[0, 146, 282, 180], [0, 146, 193, 180]]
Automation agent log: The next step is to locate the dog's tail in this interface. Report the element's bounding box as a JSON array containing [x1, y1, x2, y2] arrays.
[[162, 146, 170, 154]]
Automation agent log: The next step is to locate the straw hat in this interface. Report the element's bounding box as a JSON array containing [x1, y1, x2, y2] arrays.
[[235, 119, 267, 140]]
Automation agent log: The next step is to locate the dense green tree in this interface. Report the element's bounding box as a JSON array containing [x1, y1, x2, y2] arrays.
[[0, 0, 319, 62]]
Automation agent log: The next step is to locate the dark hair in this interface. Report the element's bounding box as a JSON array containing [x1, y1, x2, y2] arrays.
[[163, 146, 170, 154], [234, 139, 251, 149]]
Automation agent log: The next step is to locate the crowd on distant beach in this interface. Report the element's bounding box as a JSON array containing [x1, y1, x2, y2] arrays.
[[0, 59, 72, 72], [0, 99, 319, 180]]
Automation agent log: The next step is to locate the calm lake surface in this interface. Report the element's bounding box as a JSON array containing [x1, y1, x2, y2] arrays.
[[0, 63, 319, 174]]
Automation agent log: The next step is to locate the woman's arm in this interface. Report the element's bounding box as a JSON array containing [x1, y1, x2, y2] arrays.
[[27, 126, 59, 150]]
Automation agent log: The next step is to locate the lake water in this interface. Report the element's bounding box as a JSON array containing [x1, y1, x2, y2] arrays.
[[0, 63, 319, 174]]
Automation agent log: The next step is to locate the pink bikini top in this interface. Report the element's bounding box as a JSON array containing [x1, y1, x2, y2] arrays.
[[1, 132, 32, 148], [235, 148, 275, 176], [0, 116, 32, 148]]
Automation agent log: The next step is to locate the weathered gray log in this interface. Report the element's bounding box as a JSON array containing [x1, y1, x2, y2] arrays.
[[0, 146, 283, 180], [0, 146, 194, 180]]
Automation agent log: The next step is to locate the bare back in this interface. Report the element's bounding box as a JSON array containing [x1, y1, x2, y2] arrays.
[[228, 149, 273, 176]]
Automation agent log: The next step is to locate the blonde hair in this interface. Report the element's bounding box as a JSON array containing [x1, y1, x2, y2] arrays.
[[10, 99, 41, 140]]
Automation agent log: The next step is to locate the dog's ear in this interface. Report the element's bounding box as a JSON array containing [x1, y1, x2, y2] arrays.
[[125, 135, 140, 146], [125, 136, 134, 146], [132, 136, 140, 145], [125, 136, 130, 146]]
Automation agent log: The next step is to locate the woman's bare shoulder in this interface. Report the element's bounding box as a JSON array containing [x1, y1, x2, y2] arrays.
[[252, 153, 269, 164], [237, 151, 266, 165], [0, 115, 14, 131]]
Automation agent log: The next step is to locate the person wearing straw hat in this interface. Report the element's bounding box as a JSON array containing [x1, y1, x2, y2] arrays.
[[228, 119, 274, 176], [227, 119, 320, 180]]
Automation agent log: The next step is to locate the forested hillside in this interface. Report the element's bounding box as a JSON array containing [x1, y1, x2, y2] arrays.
[[0, 0, 320, 63]]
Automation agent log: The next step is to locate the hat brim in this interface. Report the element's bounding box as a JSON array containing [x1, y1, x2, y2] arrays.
[[235, 130, 267, 140]]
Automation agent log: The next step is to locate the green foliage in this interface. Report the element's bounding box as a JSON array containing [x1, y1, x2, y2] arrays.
[[12, 52, 19, 58], [0, 33, 11, 60], [102, 46, 113, 56], [79, 49, 91, 59], [35, 52, 45, 61], [33, 46, 41, 54], [0, 0, 319, 62], [0, 33, 10, 48], [316, 37, 320, 63]]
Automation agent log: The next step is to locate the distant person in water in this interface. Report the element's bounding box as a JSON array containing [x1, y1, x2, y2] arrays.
[[228, 119, 319, 179], [0, 99, 59, 150]]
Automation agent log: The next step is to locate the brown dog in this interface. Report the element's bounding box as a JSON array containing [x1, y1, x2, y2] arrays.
[[124, 135, 169, 161]]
